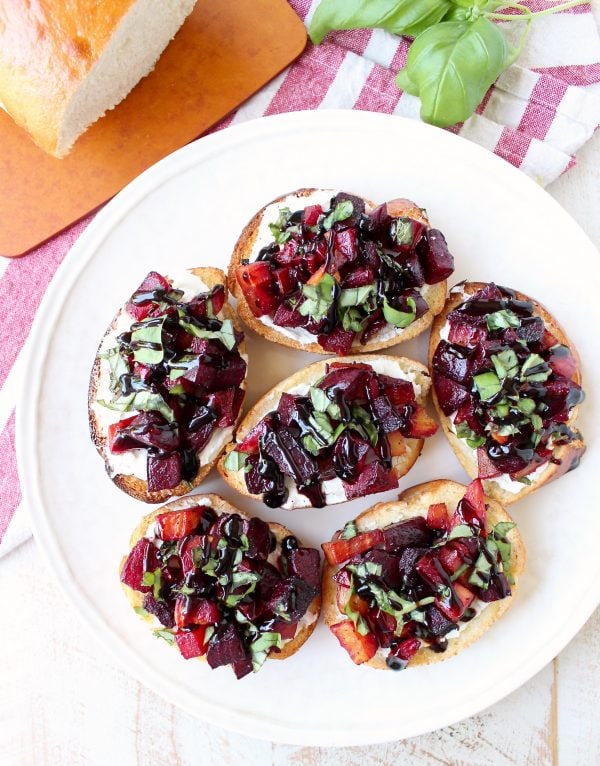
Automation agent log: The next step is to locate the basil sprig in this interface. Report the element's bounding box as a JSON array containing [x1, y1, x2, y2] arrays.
[[98, 389, 175, 423], [309, 0, 587, 128]]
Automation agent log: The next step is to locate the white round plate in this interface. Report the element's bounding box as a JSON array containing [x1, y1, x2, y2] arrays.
[[18, 111, 598, 746]]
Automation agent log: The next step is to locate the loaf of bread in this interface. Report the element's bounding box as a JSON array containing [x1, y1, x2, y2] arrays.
[[0, 0, 196, 157]]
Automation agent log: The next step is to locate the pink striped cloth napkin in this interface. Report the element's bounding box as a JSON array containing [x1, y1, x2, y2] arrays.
[[1, 0, 599, 555]]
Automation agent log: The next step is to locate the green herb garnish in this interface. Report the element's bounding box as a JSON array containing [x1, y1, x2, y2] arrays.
[[382, 295, 417, 328], [268, 207, 292, 244], [473, 370, 502, 402], [131, 316, 166, 365], [298, 272, 336, 321], [223, 450, 250, 472], [322, 200, 354, 230], [178, 317, 236, 351]]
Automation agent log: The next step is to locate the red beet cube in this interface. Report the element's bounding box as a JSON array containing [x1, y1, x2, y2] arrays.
[[235, 262, 278, 317], [330, 620, 378, 664], [120, 538, 154, 592], [318, 327, 355, 355], [415, 552, 445, 587], [271, 619, 298, 641], [174, 596, 221, 629], [272, 301, 306, 327], [319, 365, 369, 399], [456, 478, 487, 530], [433, 374, 470, 416], [342, 267, 375, 288], [342, 462, 398, 501], [175, 627, 208, 659], [272, 266, 298, 296], [286, 547, 321, 589], [418, 229, 454, 284], [382, 518, 433, 552], [391, 637, 421, 663], [304, 204, 322, 226], [436, 583, 475, 621], [156, 507, 205, 541], [403, 405, 438, 438], [206, 624, 247, 669], [477, 447, 502, 479], [437, 543, 466, 575], [107, 416, 138, 453], [379, 375, 416, 407], [322, 529, 384, 566], [206, 386, 243, 427], [126, 271, 170, 320], [427, 502, 449, 532]]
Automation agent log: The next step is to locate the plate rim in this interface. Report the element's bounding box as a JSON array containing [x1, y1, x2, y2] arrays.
[[16, 109, 600, 746]]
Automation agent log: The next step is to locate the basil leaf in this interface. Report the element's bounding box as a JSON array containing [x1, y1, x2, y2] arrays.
[[134, 606, 149, 617], [382, 296, 417, 328], [131, 317, 165, 365], [98, 389, 175, 423], [455, 421, 485, 449], [396, 18, 510, 127], [268, 207, 292, 244], [343, 600, 370, 636], [338, 283, 377, 308], [298, 273, 336, 321], [302, 434, 322, 456], [168, 354, 201, 381], [223, 450, 250, 472], [309, 0, 451, 45], [350, 405, 379, 446], [493, 521, 516, 540], [153, 629, 175, 644], [517, 398, 536, 415], [322, 200, 354, 230], [310, 386, 330, 413], [142, 572, 155, 586], [473, 371, 502, 402], [491, 349, 519, 380], [327, 401, 342, 420], [341, 520, 358, 540], [102, 346, 130, 393], [447, 523, 474, 541], [521, 354, 551, 383], [487, 309, 520, 332], [179, 317, 236, 351], [250, 632, 283, 672]]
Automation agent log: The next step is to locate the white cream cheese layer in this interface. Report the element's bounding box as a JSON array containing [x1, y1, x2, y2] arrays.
[[92, 270, 240, 480], [251, 190, 433, 346]]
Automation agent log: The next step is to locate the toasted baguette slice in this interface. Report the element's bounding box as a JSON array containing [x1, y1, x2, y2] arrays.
[[89, 267, 247, 503], [429, 282, 585, 506], [218, 355, 433, 510], [228, 188, 449, 354], [121, 494, 321, 670], [322, 479, 525, 670]]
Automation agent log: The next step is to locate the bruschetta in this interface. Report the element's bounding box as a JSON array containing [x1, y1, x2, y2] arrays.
[[120, 494, 322, 678], [89, 268, 247, 503], [322, 479, 525, 669], [429, 282, 585, 505], [228, 188, 454, 355], [218, 356, 437, 509]]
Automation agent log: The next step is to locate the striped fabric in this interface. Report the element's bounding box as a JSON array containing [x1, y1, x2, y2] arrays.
[[1, 0, 599, 554]]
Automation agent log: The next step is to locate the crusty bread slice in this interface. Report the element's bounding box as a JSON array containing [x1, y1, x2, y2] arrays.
[[89, 267, 247, 503], [428, 282, 585, 506], [121, 494, 321, 664], [322, 479, 526, 670], [227, 188, 448, 354], [218, 355, 432, 509], [0, 0, 196, 157]]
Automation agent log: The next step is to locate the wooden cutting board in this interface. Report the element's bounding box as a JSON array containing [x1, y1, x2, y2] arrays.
[[0, 0, 306, 257]]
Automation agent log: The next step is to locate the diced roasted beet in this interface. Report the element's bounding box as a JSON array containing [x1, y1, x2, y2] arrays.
[[205, 387, 240, 427], [477, 447, 502, 479], [424, 605, 457, 637], [107, 415, 138, 453], [244, 453, 285, 497], [342, 461, 398, 500], [483, 446, 527, 476], [272, 266, 299, 296], [156, 507, 205, 541], [418, 229, 454, 284], [389, 637, 422, 664], [454, 399, 485, 435], [121, 539, 153, 591], [270, 619, 298, 640], [245, 517, 271, 560], [435, 583, 475, 621], [516, 316, 544, 343], [454, 479, 487, 530], [329, 228, 358, 272], [330, 620, 378, 664], [433, 374, 470, 416], [427, 502, 449, 532], [272, 301, 306, 327], [544, 379, 584, 417], [235, 262, 279, 317], [304, 204, 322, 227], [379, 375, 417, 407], [175, 627, 208, 659], [448, 322, 487, 347], [332, 431, 371, 482], [318, 326, 355, 355], [382, 518, 434, 553], [126, 271, 171, 320], [237, 419, 270, 454], [322, 529, 385, 566], [319, 364, 369, 399], [371, 395, 405, 433], [362, 549, 403, 590], [206, 623, 248, 669], [184, 352, 247, 393], [437, 544, 466, 575], [276, 392, 299, 427], [142, 593, 175, 628], [432, 340, 475, 384], [548, 348, 578, 380], [232, 657, 254, 679], [285, 548, 321, 590], [415, 552, 445, 588], [178, 534, 205, 574], [262, 427, 318, 485], [183, 421, 214, 453], [113, 411, 180, 454], [174, 596, 221, 628], [476, 572, 511, 602], [341, 266, 375, 288], [333, 566, 352, 587], [257, 561, 283, 602], [366, 607, 397, 648], [403, 405, 438, 438], [398, 546, 429, 578], [331, 192, 365, 225], [266, 576, 317, 622]]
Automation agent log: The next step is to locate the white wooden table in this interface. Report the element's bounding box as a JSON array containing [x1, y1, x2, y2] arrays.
[[3, 129, 599, 766]]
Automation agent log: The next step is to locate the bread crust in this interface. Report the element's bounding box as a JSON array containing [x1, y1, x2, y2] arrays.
[[322, 479, 526, 670], [121, 493, 321, 667], [227, 188, 447, 354], [217, 354, 433, 509], [428, 282, 585, 506], [89, 267, 247, 503]]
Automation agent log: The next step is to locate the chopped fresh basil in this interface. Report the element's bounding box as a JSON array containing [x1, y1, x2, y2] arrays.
[[530, 413, 543, 432], [177, 584, 196, 596], [309, 386, 330, 413], [517, 398, 537, 415], [493, 400, 510, 419], [393, 217, 415, 246], [192, 545, 205, 567], [343, 600, 370, 636], [224, 571, 260, 607], [455, 421, 486, 449], [338, 283, 377, 308], [382, 296, 417, 328], [168, 354, 200, 381], [486, 309, 520, 331], [517, 476, 532, 486], [298, 273, 336, 321], [131, 317, 166, 365], [302, 434, 321, 456], [488, 423, 520, 437], [327, 401, 342, 421], [447, 524, 474, 541], [520, 353, 551, 383], [269, 207, 292, 244], [350, 405, 379, 447], [102, 346, 130, 393], [239, 533, 250, 552], [341, 520, 358, 540], [347, 561, 382, 579], [473, 371, 502, 402], [133, 606, 149, 617], [468, 548, 494, 589], [322, 200, 353, 230], [368, 582, 417, 618], [153, 629, 175, 644], [97, 389, 175, 423], [340, 306, 365, 333], [223, 450, 250, 473], [250, 632, 283, 672], [178, 317, 236, 351], [491, 349, 519, 380], [142, 571, 155, 586], [450, 562, 470, 582]]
